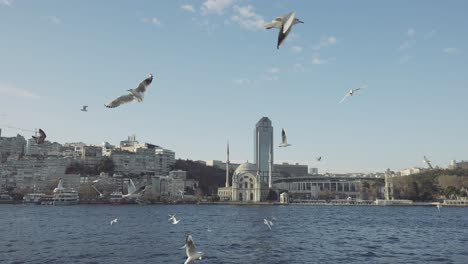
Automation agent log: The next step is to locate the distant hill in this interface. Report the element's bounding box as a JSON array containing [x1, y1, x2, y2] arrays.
[[173, 159, 233, 195]]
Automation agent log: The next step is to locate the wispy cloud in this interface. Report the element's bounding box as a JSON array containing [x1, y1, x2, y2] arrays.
[[443, 47, 459, 55], [0, 84, 41, 99], [312, 36, 337, 50], [181, 4, 195, 13], [424, 29, 437, 39], [311, 53, 334, 65], [141, 17, 162, 26], [407, 28, 416, 37], [398, 40, 414, 51], [229, 5, 265, 31], [268, 67, 280, 74], [398, 55, 413, 64], [0, 0, 14, 7], [201, 0, 234, 15], [233, 78, 251, 85], [290, 46, 303, 53], [42, 16, 61, 24]]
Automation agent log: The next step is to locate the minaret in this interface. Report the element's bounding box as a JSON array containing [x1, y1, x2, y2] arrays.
[[225, 141, 230, 188], [268, 144, 272, 188]]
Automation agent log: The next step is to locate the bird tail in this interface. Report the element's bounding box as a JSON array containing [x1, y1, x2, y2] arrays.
[[263, 22, 275, 29]]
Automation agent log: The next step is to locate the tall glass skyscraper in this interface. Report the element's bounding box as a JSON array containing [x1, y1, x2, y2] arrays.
[[254, 117, 273, 184]]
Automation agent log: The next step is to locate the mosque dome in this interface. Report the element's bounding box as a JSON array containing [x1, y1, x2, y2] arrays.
[[235, 162, 257, 174]]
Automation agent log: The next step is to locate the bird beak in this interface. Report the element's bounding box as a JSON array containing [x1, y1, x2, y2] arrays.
[[298, 20, 304, 24]]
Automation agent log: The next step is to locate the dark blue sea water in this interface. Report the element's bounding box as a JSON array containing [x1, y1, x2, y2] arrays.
[[1, 204, 467, 264]]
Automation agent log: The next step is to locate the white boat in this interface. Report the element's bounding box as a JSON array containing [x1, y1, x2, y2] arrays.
[[53, 178, 79, 206]]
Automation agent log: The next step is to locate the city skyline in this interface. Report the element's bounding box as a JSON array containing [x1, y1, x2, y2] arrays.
[[1, 1, 468, 173]]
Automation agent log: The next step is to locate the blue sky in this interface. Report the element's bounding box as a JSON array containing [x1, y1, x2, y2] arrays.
[[1, 0, 467, 173]]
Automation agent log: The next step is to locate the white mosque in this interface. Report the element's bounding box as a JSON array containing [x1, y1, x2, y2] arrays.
[[217, 117, 274, 202]]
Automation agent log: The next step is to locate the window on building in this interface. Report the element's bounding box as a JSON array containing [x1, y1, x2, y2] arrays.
[[250, 193, 254, 201], [244, 182, 248, 189]]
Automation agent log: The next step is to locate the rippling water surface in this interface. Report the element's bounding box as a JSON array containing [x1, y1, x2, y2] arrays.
[[1, 204, 467, 264]]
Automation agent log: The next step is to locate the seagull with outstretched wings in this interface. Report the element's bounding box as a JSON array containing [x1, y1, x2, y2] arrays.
[[182, 235, 204, 264], [340, 84, 368, 103], [105, 74, 153, 108], [264, 12, 304, 49]]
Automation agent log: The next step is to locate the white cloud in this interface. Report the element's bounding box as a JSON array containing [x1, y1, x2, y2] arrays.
[[42, 16, 61, 24], [398, 40, 414, 51], [312, 35, 338, 50], [0, 84, 40, 99], [0, 0, 14, 6], [230, 5, 265, 31], [290, 46, 303, 53], [142, 17, 162, 26], [443, 47, 459, 55], [398, 55, 413, 64], [233, 78, 251, 85], [201, 0, 234, 15], [268, 67, 280, 74], [407, 28, 416, 37], [181, 4, 195, 13], [311, 53, 334, 65]]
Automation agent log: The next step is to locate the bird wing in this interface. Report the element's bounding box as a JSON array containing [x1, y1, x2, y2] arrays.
[[105, 94, 135, 108], [264, 19, 282, 29], [37, 129, 46, 144], [128, 179, 137, 194], [134, 75, 153, 94], [339, 93, 349, 103], [282, 129, 287, 144], [277, 20, 293, 49], [185, 235, 197, 257], [282, 12, 295, 34], [353, 84, 368, 92]]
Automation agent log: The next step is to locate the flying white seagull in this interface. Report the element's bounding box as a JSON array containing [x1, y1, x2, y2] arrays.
[[110, 218, 118, 225], [122, 179, 146, 198], [105, 74, 153, 108], [264, 12, 303, 49], [264, 218, 273, 230], [279, 128, 291, 147], [340, 84, 368, 103], [182, 235, 204, 264], [169, 214, 181, 225], [80, 106, 88, 112], [436, 202, 442, 213]]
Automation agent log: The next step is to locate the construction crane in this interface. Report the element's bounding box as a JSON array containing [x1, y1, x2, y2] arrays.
[[423, 156, 434, 169]]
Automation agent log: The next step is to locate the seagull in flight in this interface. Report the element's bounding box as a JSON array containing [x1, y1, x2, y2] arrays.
[[169, 214, 181, 225], [80, 106, 88, 112], [279, 128, 291, 147], [122, 179, 145, 198], [105, 74, 153, 108], [182, 235, 204, 264], [264, 12, 304, 49], [110, 218, 118, 225], [32, 129, 46, 144], [264, 218, 274, 230], [340, 84, 368, 103], [436, 202, 442, 213]]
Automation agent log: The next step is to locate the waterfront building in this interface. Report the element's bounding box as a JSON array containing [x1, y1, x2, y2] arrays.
[[399, 167, 425, 176], [205, 160, 240, 171], [309, 168, 319, 175], [275, 162, 308, 179], [254, 117, 274, 184]]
